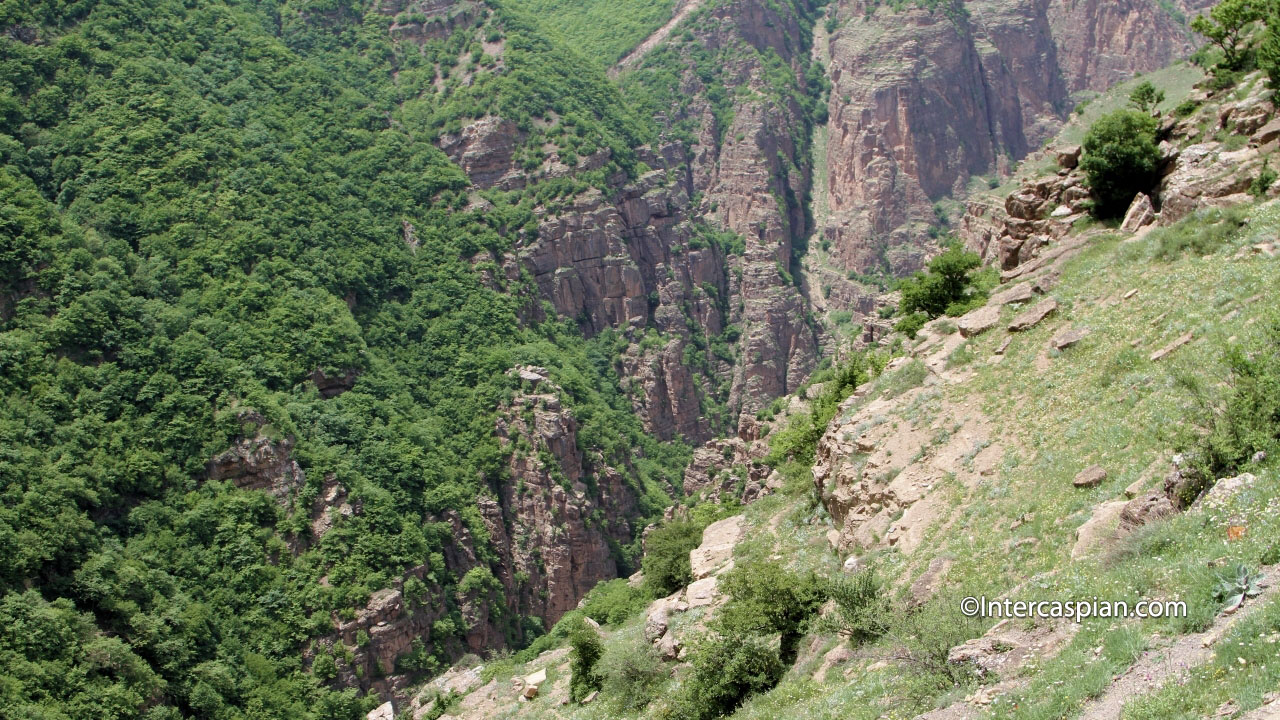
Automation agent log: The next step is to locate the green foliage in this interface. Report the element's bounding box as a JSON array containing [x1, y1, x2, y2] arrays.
[[894, 312, 929, 339], [716, 560, 827, 662], [0, 0, 687, 715], [1251, 159, 1277, 197], [1186, 310, 1280, 478], [578, 578, 651, 626], [817, 568, 890, 644], [641, 519, 704, 595], [1190, 0, 1262, 71], [1213, 564, 1264, 611], [888, 590, 986, 704], [897, 243, 985, 319], [567, 617, 603, 702], [670, 633, 784, 720], [507, 0, 677, 66], [765, 354, 869, 467], [597, 637, 668, 710], [1150, 205, 1249, 259], [1079, 110, 1162, 218], [1128, 80, 1166, 113], [1260, 1, 1280, 88]]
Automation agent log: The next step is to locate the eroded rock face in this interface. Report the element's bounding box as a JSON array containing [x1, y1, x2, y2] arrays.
[[821, 0, 1188, 276], [206, 411, 305, 503]]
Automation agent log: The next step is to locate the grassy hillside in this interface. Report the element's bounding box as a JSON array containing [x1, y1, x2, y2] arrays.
[[506, 0, 678, 66]]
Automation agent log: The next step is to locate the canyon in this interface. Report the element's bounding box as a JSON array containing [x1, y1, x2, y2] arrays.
[[310, 0, 1199, 698]]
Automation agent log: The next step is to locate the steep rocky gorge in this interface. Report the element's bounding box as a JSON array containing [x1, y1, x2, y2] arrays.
[[818, 0, 1191, 279], [278, 0, 1205, 698]]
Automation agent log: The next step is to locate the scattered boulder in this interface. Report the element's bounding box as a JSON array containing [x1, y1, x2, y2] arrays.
[[1200, 473, 1257, 508], [1073, 500, 1128, 559], [842, 555, 863, 573], [990, 282, 1035, 306], [814, 646, 855, 682], [1119, 492, 1177, 533], [521, 668, 547, 699], [367, 702, 395, 720], [1057, 145, 1083, 169], [957, 305, 1001, 338], [1164, 456, 1209, 509], [1051, 328, 1090, 351], [1252, 118, 1280, 146], [657, 630, 681, 660], [689, 515, 744, 580], [1120, 193, 1156, 233], [686, 576, 719, 608], [1008, 298, 1058, 332], [1072, 465, 1107, 488], [1150, 332, 1194, 362], [581, 690, 599, 705]]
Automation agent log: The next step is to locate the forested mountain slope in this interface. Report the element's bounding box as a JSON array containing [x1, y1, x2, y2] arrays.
[[0, 0, 1218, 718], [1, 0, 683, 715]]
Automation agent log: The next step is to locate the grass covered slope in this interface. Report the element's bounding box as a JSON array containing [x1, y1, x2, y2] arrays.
[[0, 1, 686, 717], [428, 191, 1280, 720], [505, 0, 678, 66]]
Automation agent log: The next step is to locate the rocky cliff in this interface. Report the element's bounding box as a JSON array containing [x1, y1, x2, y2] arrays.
[[818, 0, 1190, 279], [319, 0, 1204, 695]]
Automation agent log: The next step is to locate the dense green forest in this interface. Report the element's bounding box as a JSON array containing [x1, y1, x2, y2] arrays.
[[0, 0, 689, 717]]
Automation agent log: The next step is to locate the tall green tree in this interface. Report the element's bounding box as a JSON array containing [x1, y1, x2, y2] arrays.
[[1080, 110, 1162, 218], [1191, 0, 1263, 70]]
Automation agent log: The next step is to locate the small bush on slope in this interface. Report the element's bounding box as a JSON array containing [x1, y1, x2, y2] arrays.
[[642, 519, 705, 595], [716, 560, 828, 663], [670, 633, 785, 720], [1184, 308, 1280, 480], [597, 637, 669, 710], [1080, 109, 1162, 218], [897, 242, 987, 319], [568, 616, 603, 702]]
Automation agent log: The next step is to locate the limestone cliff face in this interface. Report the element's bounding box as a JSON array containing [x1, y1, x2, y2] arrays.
[[819, 0, 1190, 277]]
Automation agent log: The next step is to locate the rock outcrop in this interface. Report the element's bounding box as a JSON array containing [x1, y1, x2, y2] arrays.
[[205, 411, 305, 503], [820, 0, 1189, 277], [310, 369, 639, 699]]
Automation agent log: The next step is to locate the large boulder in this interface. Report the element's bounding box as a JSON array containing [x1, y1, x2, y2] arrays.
[[1119, 492, 1177, 533], [689, 515, 745, 580], [1008, 298, 1058, 331], [957, 305, 1001, 338], [1120, 193, 1156, 233]]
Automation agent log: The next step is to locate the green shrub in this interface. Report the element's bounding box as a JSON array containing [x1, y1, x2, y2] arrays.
[[716, 560, 827, 662], [579, 579, 652, 626], [897, 243, 985, 319], [1129, 80, 1165, 113], [671, 633, 785, 720], [597, 638, 669, 710], [1190, 0, 1262, 71], [1173, 98, 1200, 118], [819, 569, 891, 644], [642, 520, 705, 595], [568, 617, 604, 702], [1080, 110, 1162, 218], [896, 312, 926, 338], [889, 590, 987, 704], [1186, 310, 1280, 479], [764, 354, 869, 466], [1251, 160, 1276, 197]]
